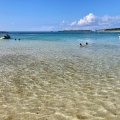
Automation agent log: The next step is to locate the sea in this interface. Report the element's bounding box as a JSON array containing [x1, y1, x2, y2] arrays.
[[0, 32, 120, 120]]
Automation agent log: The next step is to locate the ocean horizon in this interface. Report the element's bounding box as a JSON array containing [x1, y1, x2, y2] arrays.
[[0, 32, 120, 120]]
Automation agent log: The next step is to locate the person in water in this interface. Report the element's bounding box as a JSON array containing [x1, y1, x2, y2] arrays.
[[80, 42, 88, 47], [80, 43, 82, 47]]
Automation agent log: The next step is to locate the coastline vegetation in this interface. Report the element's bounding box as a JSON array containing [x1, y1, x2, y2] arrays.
[[96, 28, 120, 32], [58, 30, 92, 32]]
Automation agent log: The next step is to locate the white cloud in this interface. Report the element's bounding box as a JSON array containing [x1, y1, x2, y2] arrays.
[[31, 14, 120, 31], [78, 13, 96, 26], [70, 21, 77, 26], [67, 13, 120, 30], [100, 15, 120, 25]]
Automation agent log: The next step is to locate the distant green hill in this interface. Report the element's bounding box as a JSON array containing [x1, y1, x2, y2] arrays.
[[58, 30, 92, 32], [104, 28, 120, 31], [97, 28, 120, 32]]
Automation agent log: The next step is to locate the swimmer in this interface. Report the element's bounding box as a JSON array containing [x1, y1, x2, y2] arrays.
[[86, 42, 88, 45], [80, 43, 82, 47]]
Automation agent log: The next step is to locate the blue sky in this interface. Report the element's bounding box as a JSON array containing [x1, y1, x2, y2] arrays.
[[0, 0, 120, 31]]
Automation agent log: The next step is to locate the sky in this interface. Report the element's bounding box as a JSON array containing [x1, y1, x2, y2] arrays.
[[0, 0, 120, 31]]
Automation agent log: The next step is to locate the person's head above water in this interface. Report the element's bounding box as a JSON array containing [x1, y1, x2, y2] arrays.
[[80, 43, 82, 46], [86, 42, 88, 45]]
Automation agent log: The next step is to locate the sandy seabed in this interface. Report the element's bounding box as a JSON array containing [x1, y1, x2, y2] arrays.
[[0, 40, 120, 120], [0, 53, 120, 120]]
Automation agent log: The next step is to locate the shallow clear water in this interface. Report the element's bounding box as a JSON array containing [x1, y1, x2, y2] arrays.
[[0, 32, 120, 120]]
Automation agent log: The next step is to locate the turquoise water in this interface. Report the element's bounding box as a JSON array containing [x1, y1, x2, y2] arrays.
[[0, 32, 120, 120]]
